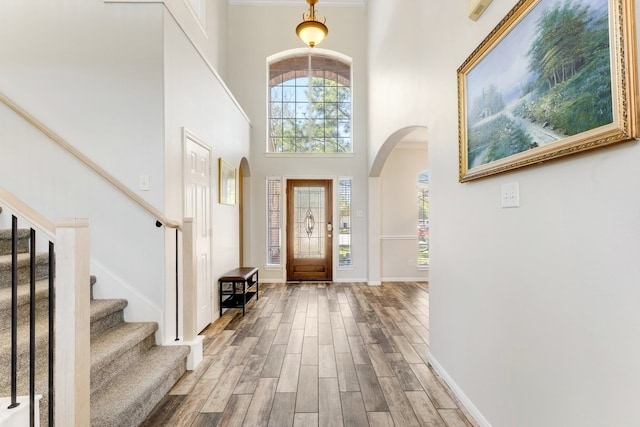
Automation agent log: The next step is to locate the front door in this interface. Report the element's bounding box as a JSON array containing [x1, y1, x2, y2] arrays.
[[286, 179, 333, 281], [184, 135, 212, 331]]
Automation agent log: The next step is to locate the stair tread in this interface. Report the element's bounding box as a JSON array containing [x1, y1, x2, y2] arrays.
[[90, 298, 128, 323], [0, 252, 49, 267], [0, 229, 31, 239], [0, 279, 49, 311], [90, 321, 158, 372], [90, 344, 189, 426]]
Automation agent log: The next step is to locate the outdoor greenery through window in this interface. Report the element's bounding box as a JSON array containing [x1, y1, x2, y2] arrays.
[[338, 178, 352, 268], [267, 178, 282, 265], [268, 54, 351, 153], [418, 171, 429, 266]]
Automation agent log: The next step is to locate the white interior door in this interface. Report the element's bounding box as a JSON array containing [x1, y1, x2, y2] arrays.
[[184, 134, 212, 332]]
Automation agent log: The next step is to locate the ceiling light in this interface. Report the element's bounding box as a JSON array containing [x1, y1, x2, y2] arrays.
[[296, 0, 328, 48]]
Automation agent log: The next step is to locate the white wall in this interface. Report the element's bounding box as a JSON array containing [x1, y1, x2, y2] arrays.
[[0, 1, 168, 333], [380, 146, 428, 281], [105, 0, 229, 79], [367, 0, 431, 172], [226, 4, 369, 282], [162, 9, 251, 333], [370, 0, 640, 426], [0, 0, 249, 342]]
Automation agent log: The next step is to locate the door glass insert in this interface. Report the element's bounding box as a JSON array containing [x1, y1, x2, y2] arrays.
[[294, 186, 326, 259]]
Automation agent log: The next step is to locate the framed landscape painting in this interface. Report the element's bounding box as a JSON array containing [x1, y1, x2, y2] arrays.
[[458, 0, 638, 182]]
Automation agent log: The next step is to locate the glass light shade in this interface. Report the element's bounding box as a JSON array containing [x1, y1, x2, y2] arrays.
[[296, 20, 328, 48]]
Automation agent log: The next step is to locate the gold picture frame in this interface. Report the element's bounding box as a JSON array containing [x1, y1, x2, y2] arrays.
[[218, 158, 236, 205], [458, 0, 638, 182]]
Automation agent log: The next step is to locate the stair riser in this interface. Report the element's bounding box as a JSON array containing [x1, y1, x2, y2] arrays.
[[0, 261, 49, 289], [91, 360, 186, 427], [0, 230, 30, 257], [0, 295, 49, 333], [91, 310, 125, 339], [91, 334, 156, 395], [0, 331, 50, 392]]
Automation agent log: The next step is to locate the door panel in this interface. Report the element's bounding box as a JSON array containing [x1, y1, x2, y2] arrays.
[[287, 180, 332, 281], [184, 138, 212, 331]]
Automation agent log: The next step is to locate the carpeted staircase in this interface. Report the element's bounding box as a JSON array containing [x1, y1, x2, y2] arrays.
[[0, 227, 189, 426]]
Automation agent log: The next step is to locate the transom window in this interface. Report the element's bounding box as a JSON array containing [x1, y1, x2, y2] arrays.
[[268, 53, 352, 153]]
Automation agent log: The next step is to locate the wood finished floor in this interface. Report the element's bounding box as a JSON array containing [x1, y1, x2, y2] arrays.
[[141, 282, 478, 427]]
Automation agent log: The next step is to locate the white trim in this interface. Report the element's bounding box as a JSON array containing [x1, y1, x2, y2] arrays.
[[333, 278, 367, 283], [102, 0, 251, 125], [367, 281, 381, 286], [380, 235, 418, 240], [90, 258, 165, 343], [428, 354, 492, 427], [264, 152, 355, 158], [165, 335, 204, 370], [267, 47, 353, 65], [381, 277, 428, 282], [229, 0, 366, 6], [183, 0, 207, 36], [260, 278, 286, 284]]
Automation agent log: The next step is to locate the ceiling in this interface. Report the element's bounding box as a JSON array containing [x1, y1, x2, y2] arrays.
[[228, 0, 366, 6]]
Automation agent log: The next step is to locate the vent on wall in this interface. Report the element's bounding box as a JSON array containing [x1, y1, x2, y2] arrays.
[[468, 0, 493, 21]]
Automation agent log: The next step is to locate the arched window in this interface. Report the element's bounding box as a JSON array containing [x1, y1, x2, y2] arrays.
[[268, 52, 352, 153]]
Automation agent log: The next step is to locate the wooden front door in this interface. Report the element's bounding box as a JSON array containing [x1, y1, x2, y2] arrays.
[[286, 180, 333, 281]]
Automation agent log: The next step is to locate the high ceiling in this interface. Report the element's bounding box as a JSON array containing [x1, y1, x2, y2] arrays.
[[228, 0, 365, 6]]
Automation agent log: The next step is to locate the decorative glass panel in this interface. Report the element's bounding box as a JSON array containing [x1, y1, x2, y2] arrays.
[[338, 178, 352, 268], [293, 186, 326, 258], [267, 178, 282, 265], [418, 171, 429, 266]]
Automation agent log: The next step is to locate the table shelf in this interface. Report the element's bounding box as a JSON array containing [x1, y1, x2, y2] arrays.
[[218, 267, 259, 316]]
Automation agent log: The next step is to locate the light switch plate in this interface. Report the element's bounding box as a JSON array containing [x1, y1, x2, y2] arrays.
[[139, 175, 150, 191], [501, 182, 519, 208]]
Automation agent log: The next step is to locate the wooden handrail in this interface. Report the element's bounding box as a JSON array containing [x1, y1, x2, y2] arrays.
[[0, 92, 181, 230], [0, 185, 56, 240]]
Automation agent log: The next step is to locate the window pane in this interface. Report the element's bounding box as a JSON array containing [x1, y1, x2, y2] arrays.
[[268, 54, 352, 154], [338, 178, 352, 267], [418, 171, 429, 266], [267, 178, 282, 265]]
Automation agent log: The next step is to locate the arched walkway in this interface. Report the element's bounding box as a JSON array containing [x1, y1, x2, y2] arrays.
[[368, 126, 428, 285]]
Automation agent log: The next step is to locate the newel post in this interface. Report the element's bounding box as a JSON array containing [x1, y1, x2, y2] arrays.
[[182, 218, 197, 342], [176, 217, 204, 370], [54, 218, 90, 427]]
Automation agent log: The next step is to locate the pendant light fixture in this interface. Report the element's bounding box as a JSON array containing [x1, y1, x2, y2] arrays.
[[296, 0, 328, 48]]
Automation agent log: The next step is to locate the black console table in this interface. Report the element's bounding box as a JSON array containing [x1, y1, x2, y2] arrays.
[[218, 267, 259, 316]]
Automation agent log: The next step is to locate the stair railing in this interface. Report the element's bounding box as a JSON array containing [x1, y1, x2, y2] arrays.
[[0, 93, 200, 368], [0, 186, 91, 426]]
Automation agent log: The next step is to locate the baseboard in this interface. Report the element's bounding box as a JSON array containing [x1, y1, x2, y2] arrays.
[[333, 278, 368, 283], [428, 354, 492, 427], [381, 277, 429, 282], [367, 281, 381, 286], [90, 259, 164, 342], [165, 335, 204, 371]]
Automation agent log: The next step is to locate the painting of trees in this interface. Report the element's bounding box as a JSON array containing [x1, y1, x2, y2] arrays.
[[462, 0, 616, 171]]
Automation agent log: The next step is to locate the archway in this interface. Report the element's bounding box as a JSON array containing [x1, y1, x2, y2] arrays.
[[368, 126, 428, 285]]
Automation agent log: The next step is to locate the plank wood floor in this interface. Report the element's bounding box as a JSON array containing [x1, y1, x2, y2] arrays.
[[141, 282, 478, 427]]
